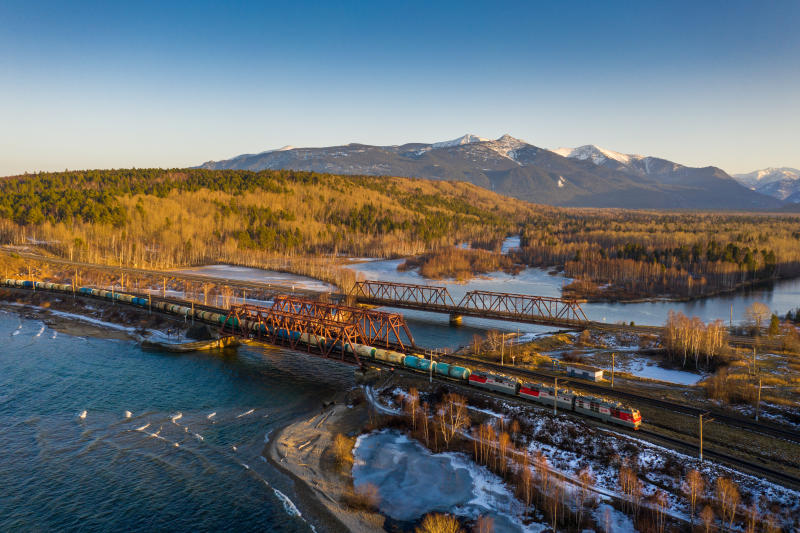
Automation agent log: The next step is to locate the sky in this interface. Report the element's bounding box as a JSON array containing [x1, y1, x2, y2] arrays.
[[1, 1, 799, 177]]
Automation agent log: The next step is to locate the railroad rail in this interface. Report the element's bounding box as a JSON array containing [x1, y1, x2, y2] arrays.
[[436, 352, 800, 445]]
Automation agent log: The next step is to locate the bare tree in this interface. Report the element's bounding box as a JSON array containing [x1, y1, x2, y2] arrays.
[[437, 393, 469, 448], [405, 387, 420, 430], [653, 489, 668, 533], [715, 477, 740, 530], [700, 505, 715, 533], [518, 451, 533, 514], [744, 501, 758, 533], [421, 402, 430, 447], [497, 432, 511, 477], [618, 464, 641, 514], [576, 467, 595, 528], [745, 302, 771, 333], [684, 468, 705, 526]]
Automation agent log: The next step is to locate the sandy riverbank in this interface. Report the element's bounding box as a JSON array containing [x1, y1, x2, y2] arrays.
[[264, 389, 385, 533]]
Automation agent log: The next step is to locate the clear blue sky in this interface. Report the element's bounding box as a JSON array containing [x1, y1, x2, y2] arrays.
[[1, 1, 798, 176]]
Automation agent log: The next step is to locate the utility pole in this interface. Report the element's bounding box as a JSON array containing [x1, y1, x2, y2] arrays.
[[756, 377, 762, 421], [501, 333, 504, 366], [429, 352, 435, 383], [148, 289, 152, 315], [611, 352, 615, 388], [554, 377, 558, 415]]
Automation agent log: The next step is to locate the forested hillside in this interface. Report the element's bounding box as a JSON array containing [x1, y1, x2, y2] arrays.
[[0, 169, 533, 284], [516, 211, 800, 299]]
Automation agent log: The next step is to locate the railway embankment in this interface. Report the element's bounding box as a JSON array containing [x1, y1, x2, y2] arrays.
[[0, 286, 194, 343]]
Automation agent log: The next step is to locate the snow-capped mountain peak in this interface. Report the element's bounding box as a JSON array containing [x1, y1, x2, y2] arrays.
[[553, 145, 642, 166], [733, 167, 800, 189], [483, 134, 528, 162], [431, 134, 489, 149], [732, 167, 800, 202]]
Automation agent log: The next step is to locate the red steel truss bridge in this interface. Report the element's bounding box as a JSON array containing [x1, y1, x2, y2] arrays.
[[350, 280, 588, 327], [221, 295, 414, 365]]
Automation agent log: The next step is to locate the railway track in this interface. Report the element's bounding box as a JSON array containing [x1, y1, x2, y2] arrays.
[[368, 359, 800, 490], [435, 352, 800, 445], [2, 250, 327, 298], [634, 429, 800, 489]]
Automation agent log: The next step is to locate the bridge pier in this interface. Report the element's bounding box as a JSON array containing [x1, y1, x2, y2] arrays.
[[449, 314, 463, 326]]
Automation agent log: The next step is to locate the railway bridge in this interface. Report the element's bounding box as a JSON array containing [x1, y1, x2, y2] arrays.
[[349, 280, 591, 328], [221, 295, 415, 365]]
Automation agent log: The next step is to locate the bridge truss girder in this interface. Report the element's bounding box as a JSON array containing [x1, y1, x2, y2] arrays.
[[351, 280, 454, 307]]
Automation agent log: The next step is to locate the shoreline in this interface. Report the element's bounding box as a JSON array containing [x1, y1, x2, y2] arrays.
[[264, 390, 384, 533], [0, 296, 377, 533]]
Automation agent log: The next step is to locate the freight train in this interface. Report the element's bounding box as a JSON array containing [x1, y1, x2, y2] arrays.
[[1, 279, 641, 429], [349, 342, 640, 429]]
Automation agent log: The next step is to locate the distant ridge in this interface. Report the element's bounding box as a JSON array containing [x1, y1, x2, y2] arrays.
[[199, 135, 784, 210]]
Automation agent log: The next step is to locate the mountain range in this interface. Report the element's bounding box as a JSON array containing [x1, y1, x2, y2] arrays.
[[732, 167, 800, 203], [199, 135, 788, 210]]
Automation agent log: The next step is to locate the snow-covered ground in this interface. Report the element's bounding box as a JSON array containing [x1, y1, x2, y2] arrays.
[[618, 358, 704, 385], [366, 384, 800, 532]]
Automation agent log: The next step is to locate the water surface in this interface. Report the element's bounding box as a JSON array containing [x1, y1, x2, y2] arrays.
[[0, 310, 353, 532]]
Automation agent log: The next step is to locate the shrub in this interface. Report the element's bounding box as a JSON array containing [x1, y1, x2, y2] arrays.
[[331, 433, 355, 466], [416, 513, 464, 533], [342, 482, 380, 511]]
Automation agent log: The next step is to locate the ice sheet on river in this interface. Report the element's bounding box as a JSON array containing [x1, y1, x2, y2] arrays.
[[353, 430, 545, 532], [174, 264, 336, 293]]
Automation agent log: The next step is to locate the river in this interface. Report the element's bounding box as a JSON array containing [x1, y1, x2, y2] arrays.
[[168, 258, 800, 350], [344, 257, 800, 345], [0, 309, 353, 532]]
